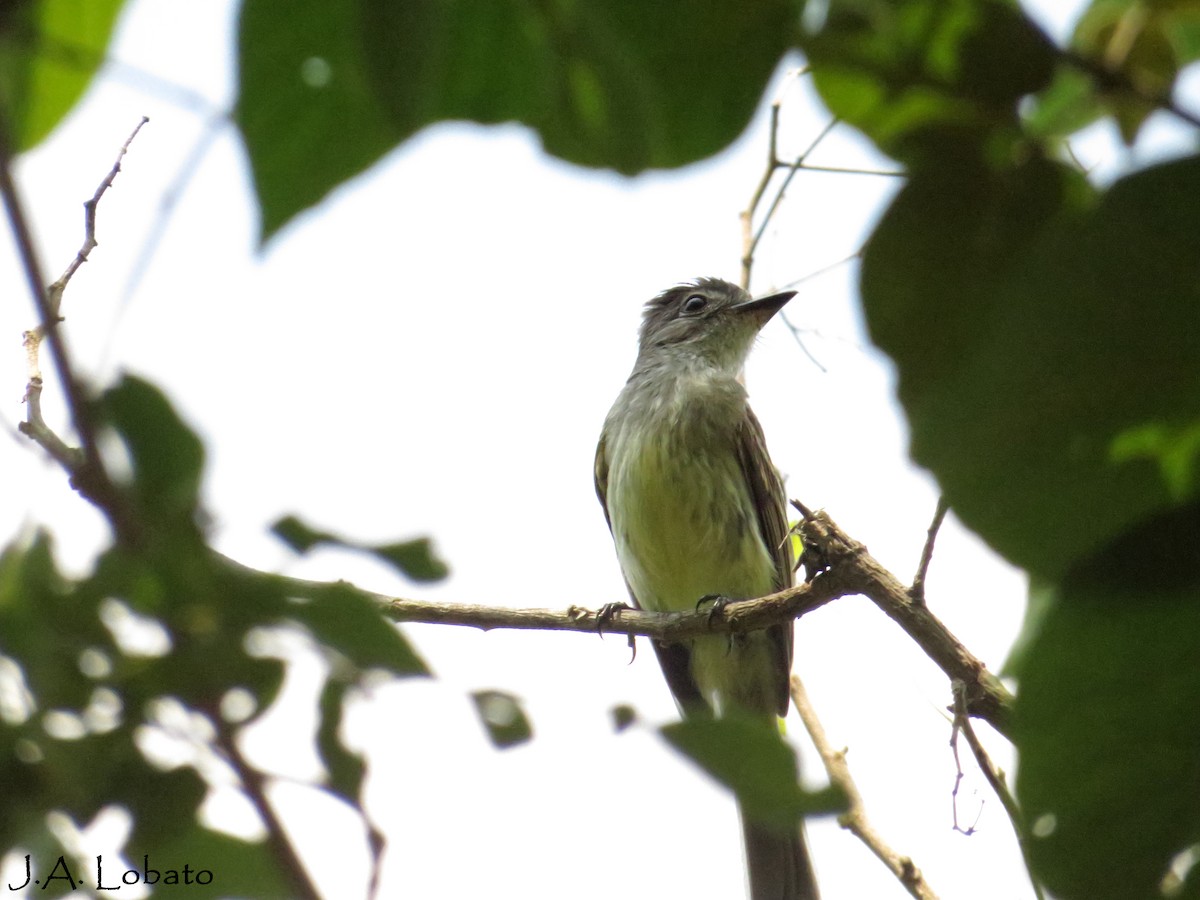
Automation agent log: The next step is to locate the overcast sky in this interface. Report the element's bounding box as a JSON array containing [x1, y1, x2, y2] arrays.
[[4, 0, 1194, 897]]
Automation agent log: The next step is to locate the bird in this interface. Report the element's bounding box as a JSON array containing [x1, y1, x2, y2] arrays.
[[594, 277, 818, 899]]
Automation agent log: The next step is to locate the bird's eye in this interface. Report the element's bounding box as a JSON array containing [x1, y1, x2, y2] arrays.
[[682, 294, 707, 314]]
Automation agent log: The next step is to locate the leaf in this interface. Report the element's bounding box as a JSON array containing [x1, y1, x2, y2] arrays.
[[861, 154, 1200, 579], [1023, 65, 1106, 139], [661, 716, 842, 827], [272, 514, 449, 584], [611, 704, 638, 732], [270, 515, 330, 554], [0, 0, 126, 150], [286, 581, 429, 677], [317, 679, 365, 804], [801, 0, 1057, 166], [470, 689, 532, 749], [237, 0, 797, 241], [137, 826, 296, 899], [1072, 0, 1185, 144], [101, 376, 205, 523], [372, 538, 449, 583], [1012, 506, 1200, 899]]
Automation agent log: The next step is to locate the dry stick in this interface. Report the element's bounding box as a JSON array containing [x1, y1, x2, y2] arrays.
[[738, 107, 839, 291], [7, 122, 322, 897], [791, 676, 939, 900], [1, 118, 147, 538], [910, 496, 949, 605], [214, 726, 322, 900], [794, 503, 1014, 738], [951, 682, 1046, 900]]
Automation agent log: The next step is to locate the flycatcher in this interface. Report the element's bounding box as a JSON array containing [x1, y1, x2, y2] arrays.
[[594, 277, 817, 900]]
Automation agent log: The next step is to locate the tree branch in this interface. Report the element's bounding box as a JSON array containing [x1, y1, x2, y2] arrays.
[[910, 496, 949, 605], [791, 675, 939, 900], [2, 118, 148, 540], [213, 723, 322, 900], [951, 682, 1045, 900], [794, 503, 1014, 738]]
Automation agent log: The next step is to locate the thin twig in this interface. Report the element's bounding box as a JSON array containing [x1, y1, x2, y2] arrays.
[[793, 503, 1014, 737], [44, 116, 150, 320], [739, 115, 841, 288], [910, 496, 949, 605], [751, 117, 840, 255], [952, 682, 1046, 900], [1061, 48, 1200, 131], [214, 725, 322, 900], [102, 113, 227, 369], [791, 676, 939, 900], [740, 100, 784, 289], [795, 163, 906, 177], [0, 120, 137, 536]]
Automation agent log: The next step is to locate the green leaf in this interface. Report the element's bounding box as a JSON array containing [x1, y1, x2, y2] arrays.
[[236, 0, 402, 242], [272, 514, 449, 583], [138, 826, 296, 899], [237, 0, 797, 242], [372, 538, 449, 583], [862, 154, 1200, 578], [270, 514, 330, 554], [286, 581, 429, 676], [1072, 0, 1185, 144], [0, 0, 126, 150], [661, 716, 842, 827], [802, 0, 1057, 166], [1023, 65, 1106, 139], [470, 689, 532, 749], [611, 703, 638, 732], [101, 376, 205, 523], [1012, 507, 1200, 899], [317, 679, 365, 803]]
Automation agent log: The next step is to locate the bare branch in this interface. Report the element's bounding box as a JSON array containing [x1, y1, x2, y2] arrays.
[[44, 116, 149, 321], [213, 723, 322, 900], [951, 682, 1045, 900], [1, 117, 148, 538], [910, 496, 949, 604], [793, 503, 1014, 737], [791, 676, 939, 900]]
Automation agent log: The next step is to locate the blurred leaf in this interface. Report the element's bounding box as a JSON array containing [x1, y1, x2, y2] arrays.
[[1012, 506, 1200, 899], [1024, 65, 1106, 139], [372, 538, 449, 582], [272, 514, 449, 583], [101, 376, 204, 524], [237, 0, 797, 241], [270, 514, 329, 553], [0, 0, 126, 150], [470, 689, 532, 749], [317, 679, 365, 803], [1072, 0, 1185, 144], [801, 0, 1057, 166], [285, 581, 429, 676], [862, 154, 1200, 578], [611, 703, 638, 732], [141, 826, 295, 899], [662, 716, 841, 826]]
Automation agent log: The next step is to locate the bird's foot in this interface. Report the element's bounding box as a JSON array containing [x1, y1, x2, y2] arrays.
[[596, 601, 633, 635], [695, 593, 733, 626]]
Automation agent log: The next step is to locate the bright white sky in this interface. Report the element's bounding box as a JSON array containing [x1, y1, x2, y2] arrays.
[[4, 0, 1192, 897]]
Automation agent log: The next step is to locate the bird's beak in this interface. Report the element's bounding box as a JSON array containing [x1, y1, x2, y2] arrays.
[[731, 290, 796, 328]]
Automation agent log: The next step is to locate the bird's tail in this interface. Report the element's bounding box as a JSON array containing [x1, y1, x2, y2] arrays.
[[741, 810, 819, 900]]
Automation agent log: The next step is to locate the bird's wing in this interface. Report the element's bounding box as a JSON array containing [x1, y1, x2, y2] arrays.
[[735, 405, 795, 717]]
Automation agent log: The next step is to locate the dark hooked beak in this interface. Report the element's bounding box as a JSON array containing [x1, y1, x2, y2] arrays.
[[731, 290, 796, 328]]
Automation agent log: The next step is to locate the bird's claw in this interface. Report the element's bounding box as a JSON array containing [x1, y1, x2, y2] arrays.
[[596, 601, 632, 635], [695, 593, 732, 626]]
